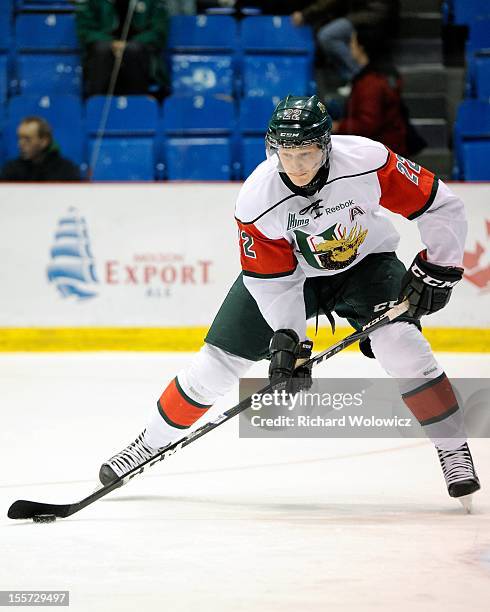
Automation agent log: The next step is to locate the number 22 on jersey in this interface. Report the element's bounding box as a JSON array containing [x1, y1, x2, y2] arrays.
[[396, 155, 421, 185]]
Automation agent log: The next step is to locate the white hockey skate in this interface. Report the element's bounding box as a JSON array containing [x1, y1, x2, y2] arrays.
[[437, 442, 480, 513], [99, 431, 160, 486]]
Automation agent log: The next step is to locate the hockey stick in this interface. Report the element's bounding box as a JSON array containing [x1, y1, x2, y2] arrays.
[[7, 299, 409, 520]]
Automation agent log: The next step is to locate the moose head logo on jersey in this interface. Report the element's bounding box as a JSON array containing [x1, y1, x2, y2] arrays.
[[295, 223, 368, 270]]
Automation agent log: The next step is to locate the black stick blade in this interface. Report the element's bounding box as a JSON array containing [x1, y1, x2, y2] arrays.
[[8, 480, 123, 521], [8, 500, 72, 520]]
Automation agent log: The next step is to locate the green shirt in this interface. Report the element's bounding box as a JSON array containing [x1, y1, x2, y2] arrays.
[[75, 0, 170, 86]]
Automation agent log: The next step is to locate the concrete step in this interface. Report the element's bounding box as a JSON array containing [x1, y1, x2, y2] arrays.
[[392, 38, 443, 64], [398, 65, 447, 94], [411, 147, 453, 180], [400, 12, 442, 37], [400, 0, 442, 11], [403, 93, 447, 118], [412, 118, 448, 148]]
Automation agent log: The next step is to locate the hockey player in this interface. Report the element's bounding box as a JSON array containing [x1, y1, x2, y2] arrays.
[[100, 95, 480, 504]]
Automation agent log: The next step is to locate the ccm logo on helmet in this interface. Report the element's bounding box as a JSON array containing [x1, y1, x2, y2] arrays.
[[411, 263, 460, 287], [279, 132, 300, 137]]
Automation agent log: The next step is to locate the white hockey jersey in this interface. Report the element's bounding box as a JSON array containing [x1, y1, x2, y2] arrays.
[[235, 135, 467, 339]]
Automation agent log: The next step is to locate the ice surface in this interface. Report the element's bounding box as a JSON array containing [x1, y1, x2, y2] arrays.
[[1, 352, 489, 612]]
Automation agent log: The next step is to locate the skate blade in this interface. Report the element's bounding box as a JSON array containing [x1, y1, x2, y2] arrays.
[[458, 494, 473, 514]]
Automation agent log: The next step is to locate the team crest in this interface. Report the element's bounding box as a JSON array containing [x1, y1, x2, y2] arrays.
[[295, 223, 368, 270]]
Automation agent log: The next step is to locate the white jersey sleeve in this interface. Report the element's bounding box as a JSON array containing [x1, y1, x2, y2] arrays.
[[415, 179, 467, 266], [243, 268, 307, 340]]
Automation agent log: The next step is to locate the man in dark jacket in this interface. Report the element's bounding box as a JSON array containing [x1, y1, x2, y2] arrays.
[[0, 117, 81, 182], [333, 25, 408, 155], [291, 1, 396, 82], [75, 0, 169, 97]]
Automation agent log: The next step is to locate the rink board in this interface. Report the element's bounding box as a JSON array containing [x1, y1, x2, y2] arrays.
[[0, 326, 488, 353], [0, 182, 488, 351]]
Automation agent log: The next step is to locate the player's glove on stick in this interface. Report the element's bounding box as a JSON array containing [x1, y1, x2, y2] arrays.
[[269, 329, 313, 394], [400, 251, 463, 319]]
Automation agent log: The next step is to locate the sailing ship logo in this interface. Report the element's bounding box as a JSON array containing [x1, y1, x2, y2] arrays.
[[47, 207, 99, 299]]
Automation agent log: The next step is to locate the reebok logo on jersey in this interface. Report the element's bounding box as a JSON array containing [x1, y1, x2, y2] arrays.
[[323, 199, 355, 216], [287, 212, 310, 231]]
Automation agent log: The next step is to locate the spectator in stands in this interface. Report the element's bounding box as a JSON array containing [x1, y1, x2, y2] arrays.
[[167, 0, 196, 15], [196, 1, 301, 15], [75, 0, 169, 98], [0, 117, 81, 182], [291, 1, 396, 84], [332, 25, 409, 156]]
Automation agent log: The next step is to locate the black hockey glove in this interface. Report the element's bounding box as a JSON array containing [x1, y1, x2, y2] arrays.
[[400, 251, 463, 319], [268, 329, 313, 394]]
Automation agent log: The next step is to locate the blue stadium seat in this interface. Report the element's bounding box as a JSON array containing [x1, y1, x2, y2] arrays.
[[455, 100, 490, 136], [15, 13, 78, 51], [452, 0, 490, 25], [241, 137, 266, 177], [0, 55, 8, 104], [474, 56, 490, 99], [163, 95, 234, 180], [88, 138, 155, 181], [168, 15, 238, 52], [242, 55, 311, 98], [86, 95, 158, 134], [0, 5, 12, 52], [453, 100, 490, 179], [17, 0, 74, 8], [0, 103, 6, 166], [204, 5, 260, 16], [465, 19, 490, 96], [240, 15, 314, 55], [163, 94, 235, 133], [461, 141, 490, 180], [6, 94, 84, 164], [165, 137, 232, 180], [171, 54, 234, 96], [466, 18, 490, 53], [239, 95, 278, 132], [86, 96, 158, 180], [17, 54, 82, 95], [238, 96, 277, 177]]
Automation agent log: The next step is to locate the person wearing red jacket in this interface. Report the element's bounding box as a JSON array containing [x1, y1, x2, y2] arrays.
[[333, 25, 409, 156]]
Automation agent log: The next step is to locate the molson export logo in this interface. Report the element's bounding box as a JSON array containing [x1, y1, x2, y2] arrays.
[[47, 208, 213, 300], [105, 254, 212, 298]]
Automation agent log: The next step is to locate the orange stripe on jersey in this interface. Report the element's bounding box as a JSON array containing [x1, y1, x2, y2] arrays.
[[402, 373, 459, 426], [157, 377, 211, 429], [377, 148, 438, 220], [237, 220, 296, 279]]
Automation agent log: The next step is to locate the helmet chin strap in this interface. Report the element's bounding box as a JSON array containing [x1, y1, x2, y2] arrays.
[[280, 161, 330, 197], [303, 161, 330, 194]]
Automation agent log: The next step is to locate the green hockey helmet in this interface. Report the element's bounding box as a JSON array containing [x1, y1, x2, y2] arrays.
[[265, 94, 332, 164]]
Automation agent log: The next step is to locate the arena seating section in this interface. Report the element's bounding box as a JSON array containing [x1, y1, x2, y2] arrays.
[[1, 1, 489, 180], [0, 2, 314, 180], [446, 0, 490, 179]]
